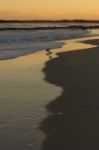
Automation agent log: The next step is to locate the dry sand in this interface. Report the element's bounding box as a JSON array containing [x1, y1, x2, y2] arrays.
[[0, 35, 99, 150]]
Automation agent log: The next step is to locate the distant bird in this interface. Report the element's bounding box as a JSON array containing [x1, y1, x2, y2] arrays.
[[46, 49, 52, 59], [46, 49, 52, 54]]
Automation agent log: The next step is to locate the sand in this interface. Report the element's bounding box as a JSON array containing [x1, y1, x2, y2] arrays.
[[0, 35, 99, 150]]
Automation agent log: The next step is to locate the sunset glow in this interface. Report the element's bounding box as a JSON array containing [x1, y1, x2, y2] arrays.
[[0, 0, 99, 20]]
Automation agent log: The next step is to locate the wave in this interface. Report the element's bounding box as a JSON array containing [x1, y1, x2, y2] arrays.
[[0, 29, 89, 60], [0, 25, 99, 31], [0, 29, 89, 44]]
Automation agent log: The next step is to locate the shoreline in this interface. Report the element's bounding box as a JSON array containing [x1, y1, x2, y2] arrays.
[[0, 31, 98, 61], [0, 31, 97, 61]]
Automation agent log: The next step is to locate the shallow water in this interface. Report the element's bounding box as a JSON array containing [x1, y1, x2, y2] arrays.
[[0, 35, 99, 150], [0, 51, 62, 150]]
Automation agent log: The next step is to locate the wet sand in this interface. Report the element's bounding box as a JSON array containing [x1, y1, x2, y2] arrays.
[[0, 49, 62, 150], [0, 35, 99, 149]]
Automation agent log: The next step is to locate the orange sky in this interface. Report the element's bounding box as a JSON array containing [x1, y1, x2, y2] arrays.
[[0, 0, 99, 20]]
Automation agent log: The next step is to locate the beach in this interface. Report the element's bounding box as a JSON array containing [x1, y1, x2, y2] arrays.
[[0, 31, 99, 149]]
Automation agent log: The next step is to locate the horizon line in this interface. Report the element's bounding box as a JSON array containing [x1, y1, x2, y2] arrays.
[[1, 19, 99, 22]]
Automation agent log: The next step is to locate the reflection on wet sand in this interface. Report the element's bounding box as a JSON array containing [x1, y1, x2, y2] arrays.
[[41, 37, 99, 150], [0, 46, 63, 150]]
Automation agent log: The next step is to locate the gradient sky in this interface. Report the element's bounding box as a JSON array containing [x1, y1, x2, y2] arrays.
[[0, 0, 99, 20]]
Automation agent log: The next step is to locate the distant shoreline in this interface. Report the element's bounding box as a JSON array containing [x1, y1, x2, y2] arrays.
[[1, 19, 99, 23]]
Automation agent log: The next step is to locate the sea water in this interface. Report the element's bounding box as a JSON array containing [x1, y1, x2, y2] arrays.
[[0, 22, 90, 60]]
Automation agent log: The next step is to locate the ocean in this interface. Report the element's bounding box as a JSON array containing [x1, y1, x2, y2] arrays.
[[0, 22, 92, 60]]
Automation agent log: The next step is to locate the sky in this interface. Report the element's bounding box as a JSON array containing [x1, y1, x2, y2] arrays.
[[0, 0, 99, 20]]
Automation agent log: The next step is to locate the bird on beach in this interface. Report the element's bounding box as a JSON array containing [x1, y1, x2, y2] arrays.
[[46, 48, 53, 59]]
